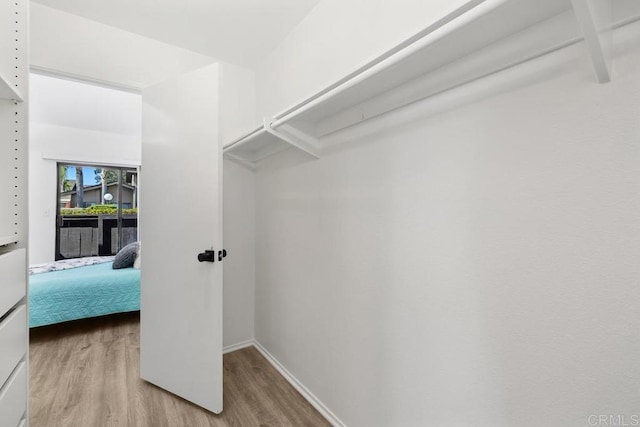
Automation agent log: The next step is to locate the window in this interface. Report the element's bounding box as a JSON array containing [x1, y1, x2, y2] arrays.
[[56, 163, 138, 260]]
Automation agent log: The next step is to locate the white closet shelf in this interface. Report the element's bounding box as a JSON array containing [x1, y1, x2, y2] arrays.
[[0, 72, 23, 103], [225, 0, 638, 166], [0, 236, 18, 247], [271, 0, 574, 135], [223, 121, 320, 168]]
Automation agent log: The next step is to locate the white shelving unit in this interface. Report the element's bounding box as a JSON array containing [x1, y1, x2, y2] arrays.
[[223, 120, 320, 168], [0, 236, 19, 247], [272, 0, 577, 135], [224, 0, 637, 167], [0, 0, 28, 425], [224, 125, 290, 168], [0, 71, 24, 103], [0, 59, 24, 247], [0, 69, 21, 239]]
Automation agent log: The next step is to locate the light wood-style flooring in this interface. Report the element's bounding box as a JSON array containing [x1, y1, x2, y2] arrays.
[[29, 312, 330, 427]]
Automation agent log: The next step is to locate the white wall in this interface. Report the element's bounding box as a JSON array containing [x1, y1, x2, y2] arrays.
[[252, 20, 640, 427], [219, 62, 257, 346], [218, 62, 258, 142], [29, 73, 141, 264], [256, 0, 470, 117], [222, 160, 255, 347]]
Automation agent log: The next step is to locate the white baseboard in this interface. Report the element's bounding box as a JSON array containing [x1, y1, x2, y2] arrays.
[[251, 340, 347, 427], [222, 339, 255, 354]]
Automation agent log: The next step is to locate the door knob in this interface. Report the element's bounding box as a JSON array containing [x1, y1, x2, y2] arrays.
[[218, 249, 227, 261], [197, 250, 216, 263]]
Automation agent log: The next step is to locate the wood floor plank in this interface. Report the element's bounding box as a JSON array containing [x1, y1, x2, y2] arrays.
[[29, 312, 331, 427]]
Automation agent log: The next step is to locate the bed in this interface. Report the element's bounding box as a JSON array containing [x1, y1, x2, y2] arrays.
[[29, 257, 140, 328]]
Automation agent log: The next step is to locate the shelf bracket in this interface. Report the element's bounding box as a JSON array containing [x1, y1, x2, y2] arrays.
[[0, 71, 24, 102], [265, 119, 321, 159], [570, 0, 612, 83]]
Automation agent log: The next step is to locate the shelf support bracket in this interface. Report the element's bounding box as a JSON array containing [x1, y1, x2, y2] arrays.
[[265, 119, 321, 159], [570, 0, 612, 83]]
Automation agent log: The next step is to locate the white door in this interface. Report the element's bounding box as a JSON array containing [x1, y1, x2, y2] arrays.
[[140, 64, 223, 413]]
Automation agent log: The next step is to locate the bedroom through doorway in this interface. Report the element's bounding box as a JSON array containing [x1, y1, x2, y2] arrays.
[[28, 72, 142, 329], [29, 162, 141, 328]]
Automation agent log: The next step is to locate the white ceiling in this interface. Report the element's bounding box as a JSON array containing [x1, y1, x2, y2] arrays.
[[31, 0, 320, 66], [31, 3, 216, 89]]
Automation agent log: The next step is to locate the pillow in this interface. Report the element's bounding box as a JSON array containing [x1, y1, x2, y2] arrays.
[[112, 242, 139, 269]]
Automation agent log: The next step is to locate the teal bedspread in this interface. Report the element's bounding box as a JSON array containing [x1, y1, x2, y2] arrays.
[[29, 261, 140, 327]]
